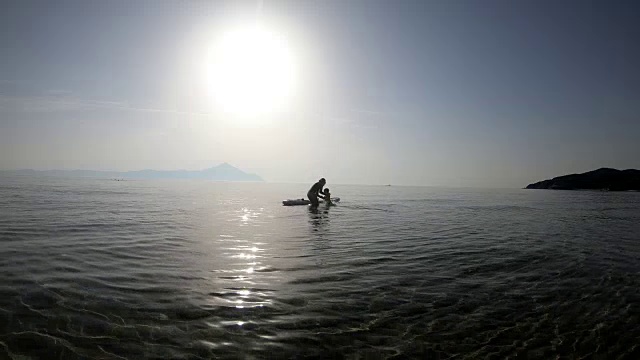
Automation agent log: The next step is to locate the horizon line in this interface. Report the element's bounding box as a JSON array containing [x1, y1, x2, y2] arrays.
[[0, 169, 527, 189]]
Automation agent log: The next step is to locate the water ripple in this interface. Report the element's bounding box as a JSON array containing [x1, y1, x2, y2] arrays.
[[0, 177, 639, 358]]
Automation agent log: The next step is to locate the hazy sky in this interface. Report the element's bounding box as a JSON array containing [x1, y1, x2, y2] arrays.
[[1, 0, 639, 187]]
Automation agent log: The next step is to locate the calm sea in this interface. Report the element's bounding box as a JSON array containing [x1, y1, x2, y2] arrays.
[[1, 175, 639, 359]]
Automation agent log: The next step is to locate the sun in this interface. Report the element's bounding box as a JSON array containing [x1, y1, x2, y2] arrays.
[[209, 23, 296, 118]]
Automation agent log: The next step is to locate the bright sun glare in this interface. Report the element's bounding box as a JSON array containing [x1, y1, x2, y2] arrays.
[[209, 23, 296, 118]]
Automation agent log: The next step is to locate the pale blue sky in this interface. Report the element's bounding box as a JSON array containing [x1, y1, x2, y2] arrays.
[[1, 0, 639, 187]]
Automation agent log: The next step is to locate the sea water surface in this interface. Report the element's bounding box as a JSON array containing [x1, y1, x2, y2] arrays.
[[0, 175, 639, 359]]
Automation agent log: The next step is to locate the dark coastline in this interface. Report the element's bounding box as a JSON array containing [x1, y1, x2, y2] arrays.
[[526, 168, 640, 191]]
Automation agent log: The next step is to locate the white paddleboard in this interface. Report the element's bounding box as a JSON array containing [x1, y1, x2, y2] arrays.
[[282, 197, 340, 206]]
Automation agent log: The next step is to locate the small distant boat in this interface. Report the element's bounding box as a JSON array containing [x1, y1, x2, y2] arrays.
[[385, 184, 391, 187]]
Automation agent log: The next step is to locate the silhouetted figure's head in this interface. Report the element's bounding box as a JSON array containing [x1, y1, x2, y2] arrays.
[[323, 188, 330, 195], [319, 178, 326, 185]]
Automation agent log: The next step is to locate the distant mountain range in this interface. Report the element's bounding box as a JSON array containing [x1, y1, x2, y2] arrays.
[[3, 163, 264, 182], [526, 168, 640, 191]]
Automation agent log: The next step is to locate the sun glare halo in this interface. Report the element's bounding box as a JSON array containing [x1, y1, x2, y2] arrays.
[[209, 23, 296, 118]]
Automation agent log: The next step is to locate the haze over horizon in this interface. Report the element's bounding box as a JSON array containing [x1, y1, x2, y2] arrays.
[[2, 0, 639, 188]]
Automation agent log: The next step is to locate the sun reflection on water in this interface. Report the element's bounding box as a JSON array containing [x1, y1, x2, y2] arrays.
[[202, 204, 279, 321], [237, 208, 263, 226]]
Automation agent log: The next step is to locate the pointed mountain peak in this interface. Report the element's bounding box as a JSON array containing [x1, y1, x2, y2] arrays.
[[217, 162, 235, 169]]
